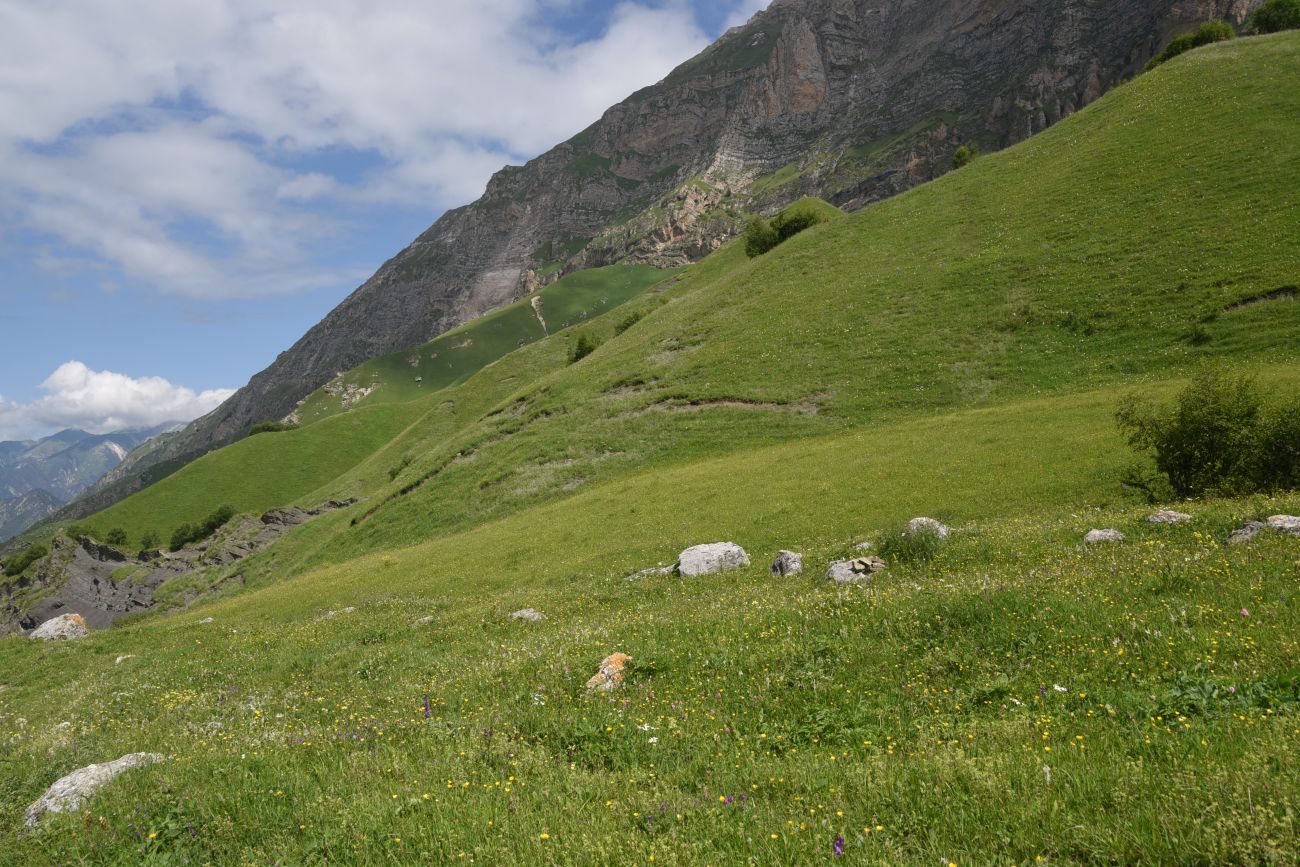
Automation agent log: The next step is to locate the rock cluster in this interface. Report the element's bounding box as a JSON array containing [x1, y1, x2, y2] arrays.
[[826, 557, 887, 584]]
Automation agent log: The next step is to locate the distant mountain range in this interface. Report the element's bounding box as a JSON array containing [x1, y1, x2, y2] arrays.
[[0, 423, 181, 541]]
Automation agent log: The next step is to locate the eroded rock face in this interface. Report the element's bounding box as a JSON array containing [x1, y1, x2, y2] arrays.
[[1085, 529, 1125, 544], [677, 543, 751, 577], [78, 0, 1262, 510], [24, 753, 165, 828], [30, 613, 88, 641], [586, 653, 632, 692]]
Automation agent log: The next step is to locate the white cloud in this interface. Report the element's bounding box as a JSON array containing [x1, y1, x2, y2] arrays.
[[0, 1, 767, 300], [0, 362, 235, 440]]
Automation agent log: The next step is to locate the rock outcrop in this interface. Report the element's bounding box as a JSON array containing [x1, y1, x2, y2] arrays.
[[59, 0, 1263, 521], [24, 753, 165, 828], [677, 543, 751, 577]]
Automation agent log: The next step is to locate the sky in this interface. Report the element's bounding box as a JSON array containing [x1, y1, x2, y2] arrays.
[[0, 0, 768, 441]]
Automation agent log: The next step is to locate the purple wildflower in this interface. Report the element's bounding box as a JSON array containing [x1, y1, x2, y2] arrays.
[[833, 835, 845, 857], [422, 694, 432, 719]]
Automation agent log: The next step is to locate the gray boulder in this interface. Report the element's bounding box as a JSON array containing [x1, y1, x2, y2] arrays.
[[770, 551, 803, 577], [1147, 510, 1193, 525], [25, 753, 166, 827], [1084, 529, 1125, 544], [677, 543, 750, 577], [30, 613, 89, 641], [906, 517, 950, 539], [1227, 521, 1268, 546], [1268, 515, 1300, 536], [826, 556, 887, 584], [511, 608, 546, 622]]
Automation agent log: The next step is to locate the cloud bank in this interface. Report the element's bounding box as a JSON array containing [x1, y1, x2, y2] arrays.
[[0, 0, 768, 300], [0, 362, 235, 441]]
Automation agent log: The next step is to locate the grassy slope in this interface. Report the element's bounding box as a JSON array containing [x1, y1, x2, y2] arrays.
[[294, 264, 675, 424], [2, 34, 1300, 865], [259, 31, 1300, 572]]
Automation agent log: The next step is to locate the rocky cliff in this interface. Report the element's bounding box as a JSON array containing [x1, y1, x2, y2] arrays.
[[66, 0, 1260, 517]]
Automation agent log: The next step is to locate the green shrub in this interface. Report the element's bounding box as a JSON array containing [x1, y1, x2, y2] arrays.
[[168, 505, 238, 551], [1116, 369, 1300, 498], [249, 420, 297, 436], [743, 217, 779, 258], [614, 311, 643, 336], [877, 528, 943, 566], [65, 523, 94, 539], [952, 145, 980, 170], [1147, 21, 1235, 69], [2, 544, 48, 577], [105, 528, 129, 546], [139, 531, 160, 553], [569, 333, 599, 364], [1253, 0, 1300, 33]]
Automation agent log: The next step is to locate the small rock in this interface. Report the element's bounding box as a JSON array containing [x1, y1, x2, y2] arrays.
[[319, 607, 357, 621], [1227, 522, 1268, 546], [54, 721, 72, 732], [114, 655, 136, 666], [853, 541, 873, 551], [906, 517, 950, 539], [770, 551, 803, 577], [1084, 529, 1125, 544], [676, 542, 750, 577], [196, 617, 214, 625], [511, 608, 546, 622], [624, 566, 673, 582], [414, 616, 436, 626], [1268, 515, 1300, 536], [826, 557, 886, 584], [1147, 510, 1193, 526], [24, 753, 166, 828], [30, 614, 89, 641], [586, 652, 632, 692]]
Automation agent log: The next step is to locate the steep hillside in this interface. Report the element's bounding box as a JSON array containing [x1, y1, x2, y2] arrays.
[[77, 0, 1262, 517], [1, 33, 1299, 866]]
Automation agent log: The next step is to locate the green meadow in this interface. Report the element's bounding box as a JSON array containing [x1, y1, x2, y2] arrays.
[[1, 33, 1299, 865]]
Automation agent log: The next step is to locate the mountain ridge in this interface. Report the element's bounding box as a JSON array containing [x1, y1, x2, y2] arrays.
[[54, 0, 1262, 522]]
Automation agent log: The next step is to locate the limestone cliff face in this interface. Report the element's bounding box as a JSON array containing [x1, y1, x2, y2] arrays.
[[75, 0, 1259, 513]]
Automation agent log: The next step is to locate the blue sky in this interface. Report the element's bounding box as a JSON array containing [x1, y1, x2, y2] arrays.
[[0, 0, 767, 439]]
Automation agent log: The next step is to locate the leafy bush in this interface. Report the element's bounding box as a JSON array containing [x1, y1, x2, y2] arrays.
[[569, 333, 599, 364], [952, 145, 980, 169], [614, 311, 643, 336], [1147, 21, 1235, 69], [249, 420, 297, 436], [771, 208, 825, 243], [169, 504, 237, 551], [2, 544, 48, 577], [139, 531, 160, 552], [1253, 0, 1300, 33], [743, 217, 779, 258], [1116, 369, 1300, 498], [105, 528, 129, 546], [65, 523, 94, 539]]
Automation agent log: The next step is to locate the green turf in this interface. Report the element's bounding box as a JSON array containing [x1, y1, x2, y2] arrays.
[[2, 33, 1299, 866]]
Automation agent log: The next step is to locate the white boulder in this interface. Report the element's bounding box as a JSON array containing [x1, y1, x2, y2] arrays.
[[1084, 529, 1125, 544], [30, 614, 89, 641], [677, 543, 750, 577], [25, 753, 165, 827]]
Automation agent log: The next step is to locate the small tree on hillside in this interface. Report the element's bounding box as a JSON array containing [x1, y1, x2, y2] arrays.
[[952, 145, 979, 169], [743, 217, 779, 258], [1253, 0, 1300, 32], [105, 528, 128, 546]]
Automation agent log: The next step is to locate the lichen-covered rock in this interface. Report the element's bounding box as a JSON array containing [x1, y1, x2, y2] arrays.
[[826, 556, 887, 584], [24, 753, 165, 827], [677, 543, 750, 577], [30, 613, 88, 641], [770, 551, 803, 577], [1227, 521, 1268, 546], [586, 653, 632, 692], [511, 608, 546, 622], [1147, 510, 1194, 525], [1084, 529, 1125, 544], [906, 517, 950, 539], [1267, 515, 1300, 536]]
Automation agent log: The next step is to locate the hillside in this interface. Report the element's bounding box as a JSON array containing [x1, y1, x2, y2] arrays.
[[66, 0, 1263, 520], [1, 31, 1299, 865]]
